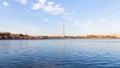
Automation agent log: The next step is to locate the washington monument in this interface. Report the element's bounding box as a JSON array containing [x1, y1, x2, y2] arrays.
[[62, 24, 65, 38]]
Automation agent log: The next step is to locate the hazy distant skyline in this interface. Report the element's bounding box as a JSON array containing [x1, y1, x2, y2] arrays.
[[0, 0, 120, 36]]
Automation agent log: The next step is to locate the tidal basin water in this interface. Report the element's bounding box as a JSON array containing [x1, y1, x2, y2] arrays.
[[0, 39, 120, 68]]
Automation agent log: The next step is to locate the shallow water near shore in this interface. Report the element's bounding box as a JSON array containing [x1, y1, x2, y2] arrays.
[[0, 39, 120, 68]]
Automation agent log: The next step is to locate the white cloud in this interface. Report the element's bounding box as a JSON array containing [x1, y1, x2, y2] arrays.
[[32, 0, 64, 15], [32, 3, 42, 10], [43, 4, 64, 15], [32, 0, 46, 10], [21, 0, 27, 4], [43, 18, 49, 22], [17, 0, 27, 4], [47, 2, 54, 5], [3, 2, 9, 7], [38, 0, 46, 4]]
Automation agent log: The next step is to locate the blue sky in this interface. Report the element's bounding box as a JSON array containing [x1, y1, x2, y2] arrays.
[[0, 0, 120, 36]]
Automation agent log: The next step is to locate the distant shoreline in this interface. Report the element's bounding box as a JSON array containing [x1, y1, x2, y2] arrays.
[[0, 38, 120, 41], [0, 32, 120, 39]]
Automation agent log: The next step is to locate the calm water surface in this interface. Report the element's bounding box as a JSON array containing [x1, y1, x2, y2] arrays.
[[0, 39, 120, 68]]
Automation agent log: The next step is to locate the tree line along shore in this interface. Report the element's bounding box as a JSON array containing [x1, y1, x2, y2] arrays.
[[0, 32, 120, 39]]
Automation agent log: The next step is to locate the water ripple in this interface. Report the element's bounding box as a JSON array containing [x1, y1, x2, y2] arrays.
[[0, 39, 120, 68]]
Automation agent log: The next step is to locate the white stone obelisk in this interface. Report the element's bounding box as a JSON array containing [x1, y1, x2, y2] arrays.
[[62, 24, 65, 38]]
